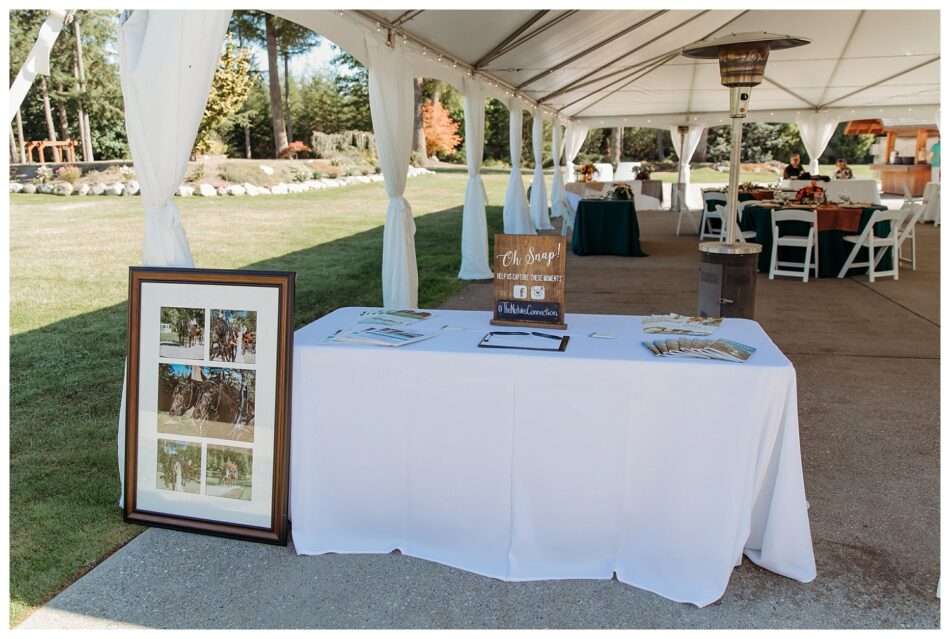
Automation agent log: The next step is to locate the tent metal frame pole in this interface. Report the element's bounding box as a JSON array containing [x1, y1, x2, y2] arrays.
[[477, 9, 578, 68], [516, 10, 669, 90], [818, 56, 940, 110], [472, 10, 550, 69], [816, 10, 864, 107], [564, 53, 679, 115], [763, 75, 818, 109], [539, 10, 748, 108], [538, 10, 711, 103], [494, 11, 578, 63], [351, 10, 554, 114], [390, 10, 424, 26]]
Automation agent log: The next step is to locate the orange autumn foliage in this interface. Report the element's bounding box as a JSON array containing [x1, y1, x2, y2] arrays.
[[421, 99, 462, 157]]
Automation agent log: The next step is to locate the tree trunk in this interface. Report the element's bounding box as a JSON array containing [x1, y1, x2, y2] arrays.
[[655, 128, 666, 161], [15, 110, 27, 163], [609, 127, 623, 169], [73, 17, 94, 161], [39, 75, 60, 162], [283, 51, 292, 143], [10, 122, 19, 163], [244, 124, 252, 159], [693, 129, 708, 163], [56, 83, 71, 141], [431, 81, 442, 106], [265, 14, 289, 157], [412, 77, 427, 161]]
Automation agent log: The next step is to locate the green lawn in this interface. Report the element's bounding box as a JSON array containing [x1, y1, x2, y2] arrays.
[[8, 172, 509, 625]]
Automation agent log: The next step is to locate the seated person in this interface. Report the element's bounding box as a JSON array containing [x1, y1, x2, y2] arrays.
[[834, 158, 853, 180], [783, 153, 805, 179]]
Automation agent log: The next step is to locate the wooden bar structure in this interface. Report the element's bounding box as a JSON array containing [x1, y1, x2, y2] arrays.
[[847, 119, 939, 197]]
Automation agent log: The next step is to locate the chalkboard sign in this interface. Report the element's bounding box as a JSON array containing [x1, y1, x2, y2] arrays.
[[491, 234, 567, 330]]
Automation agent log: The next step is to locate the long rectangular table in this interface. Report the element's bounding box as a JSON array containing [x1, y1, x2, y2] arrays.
[[290, 307, 817, 606], [571, 199, 647, 257], [781, 179, 882, 205]]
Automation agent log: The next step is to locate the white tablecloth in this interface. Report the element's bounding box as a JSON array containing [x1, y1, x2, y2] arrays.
[[922, 182, 940, 223], [781, 179, 881, 205], [290, 308, 816, 606]]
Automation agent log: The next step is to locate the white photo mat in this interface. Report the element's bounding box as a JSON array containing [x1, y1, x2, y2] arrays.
[[136, 281, 279, 528]]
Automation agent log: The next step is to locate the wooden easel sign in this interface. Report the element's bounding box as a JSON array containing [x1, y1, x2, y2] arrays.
[[491, 234, 567, 330]]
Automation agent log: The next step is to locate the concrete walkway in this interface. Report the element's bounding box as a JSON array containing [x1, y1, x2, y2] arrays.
[[21, 211, 940, 629]]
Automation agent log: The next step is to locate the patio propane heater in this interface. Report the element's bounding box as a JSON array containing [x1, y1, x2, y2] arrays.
[[682, 32, 809, 319]]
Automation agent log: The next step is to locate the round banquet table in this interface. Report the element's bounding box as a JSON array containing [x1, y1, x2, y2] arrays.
[[740, 203, 891, 278], [571, 199, 647, 257]]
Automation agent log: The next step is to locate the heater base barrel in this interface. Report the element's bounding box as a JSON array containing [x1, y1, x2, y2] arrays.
[[697, 242, 762, 319]]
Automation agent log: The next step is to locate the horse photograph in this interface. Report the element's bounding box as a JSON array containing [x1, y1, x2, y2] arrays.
[[156, 438, 201, 495], [209, 309, 257, 364], [157, 364, 256, 443], [159, 307, 205, 360], [205, 444, 253, 501]]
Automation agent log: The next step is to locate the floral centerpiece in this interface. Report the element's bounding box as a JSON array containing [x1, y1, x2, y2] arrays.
[[795, 180, 826, 205], [610, 183, 634, 201], [578, 163, 598, 183]]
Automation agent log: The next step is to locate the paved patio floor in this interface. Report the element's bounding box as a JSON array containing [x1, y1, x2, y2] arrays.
[[20, 210, 940, 629]]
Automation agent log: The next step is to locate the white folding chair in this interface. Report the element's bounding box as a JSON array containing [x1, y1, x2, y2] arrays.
[[719, 201, 758, 243], [877, 202, 923, 271], [769, 209, 818, 282], [700, 191, 726, 240], [837, 209, 903, 281]]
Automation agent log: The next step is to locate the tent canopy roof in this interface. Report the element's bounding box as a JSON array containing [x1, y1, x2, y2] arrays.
[[275, 9, 940, 128]]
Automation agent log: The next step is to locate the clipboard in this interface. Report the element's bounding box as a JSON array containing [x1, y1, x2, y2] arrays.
[[477, 330, 570, 352]]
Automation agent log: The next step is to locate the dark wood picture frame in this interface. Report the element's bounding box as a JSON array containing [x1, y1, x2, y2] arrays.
[[124, 267, 295, 545]]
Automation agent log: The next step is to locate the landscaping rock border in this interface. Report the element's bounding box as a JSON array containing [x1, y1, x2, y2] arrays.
[[9, 167, 435, 197]]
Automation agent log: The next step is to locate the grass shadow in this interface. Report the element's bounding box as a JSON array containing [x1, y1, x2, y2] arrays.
[[9, 203, 504, 625]]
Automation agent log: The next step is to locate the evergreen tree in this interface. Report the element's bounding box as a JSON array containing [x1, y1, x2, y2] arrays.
[[331, 48, 372, 131]]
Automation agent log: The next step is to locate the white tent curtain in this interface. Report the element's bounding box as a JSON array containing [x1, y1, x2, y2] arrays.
[[529, 110, 553, 231], [116, 9, 231, 502], [563, 123, 590, 182], [502, 102, 535, 234], [550, 120, 568, 219], [366, 37, 418, 308], [796, 112, 839, 175], [458, 77, 492, 280], [120, 9, 230, 266], [8, 10, 68, 120], [669, 125, 705, 210]]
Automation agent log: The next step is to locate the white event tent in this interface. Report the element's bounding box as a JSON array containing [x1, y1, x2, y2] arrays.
[[115, 8, 939, 312]]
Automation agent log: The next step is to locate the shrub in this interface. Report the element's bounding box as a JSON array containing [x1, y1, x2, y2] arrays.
[[217, 162, 280, 187], [55, 165, 82, 184], [119, 166, 136, 180], [288, 165, 311, 182], [33, 166, 53, 184], [278, 141, 313, 160], [186, 165, 205, 183]]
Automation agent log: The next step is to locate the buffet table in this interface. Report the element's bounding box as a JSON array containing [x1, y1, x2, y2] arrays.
[[571, 199, 647, 257], [290, 307, 817, 607], [780, 179, 882, 205], [741, 203, 891, 277]]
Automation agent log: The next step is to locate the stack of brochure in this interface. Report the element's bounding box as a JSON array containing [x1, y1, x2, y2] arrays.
[[641, 313, 722, 336], [329, 309, 437, 347], [642, 338, 756, 363]]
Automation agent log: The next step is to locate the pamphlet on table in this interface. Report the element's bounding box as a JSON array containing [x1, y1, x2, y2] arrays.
[[329, 309, 437, 347], [641, 313, 722, 336], [642, 337, 755, 363]]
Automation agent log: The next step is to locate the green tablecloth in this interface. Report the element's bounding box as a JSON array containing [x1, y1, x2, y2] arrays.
[[740, 205, 891, 278], [571, 199, 647, 257]]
